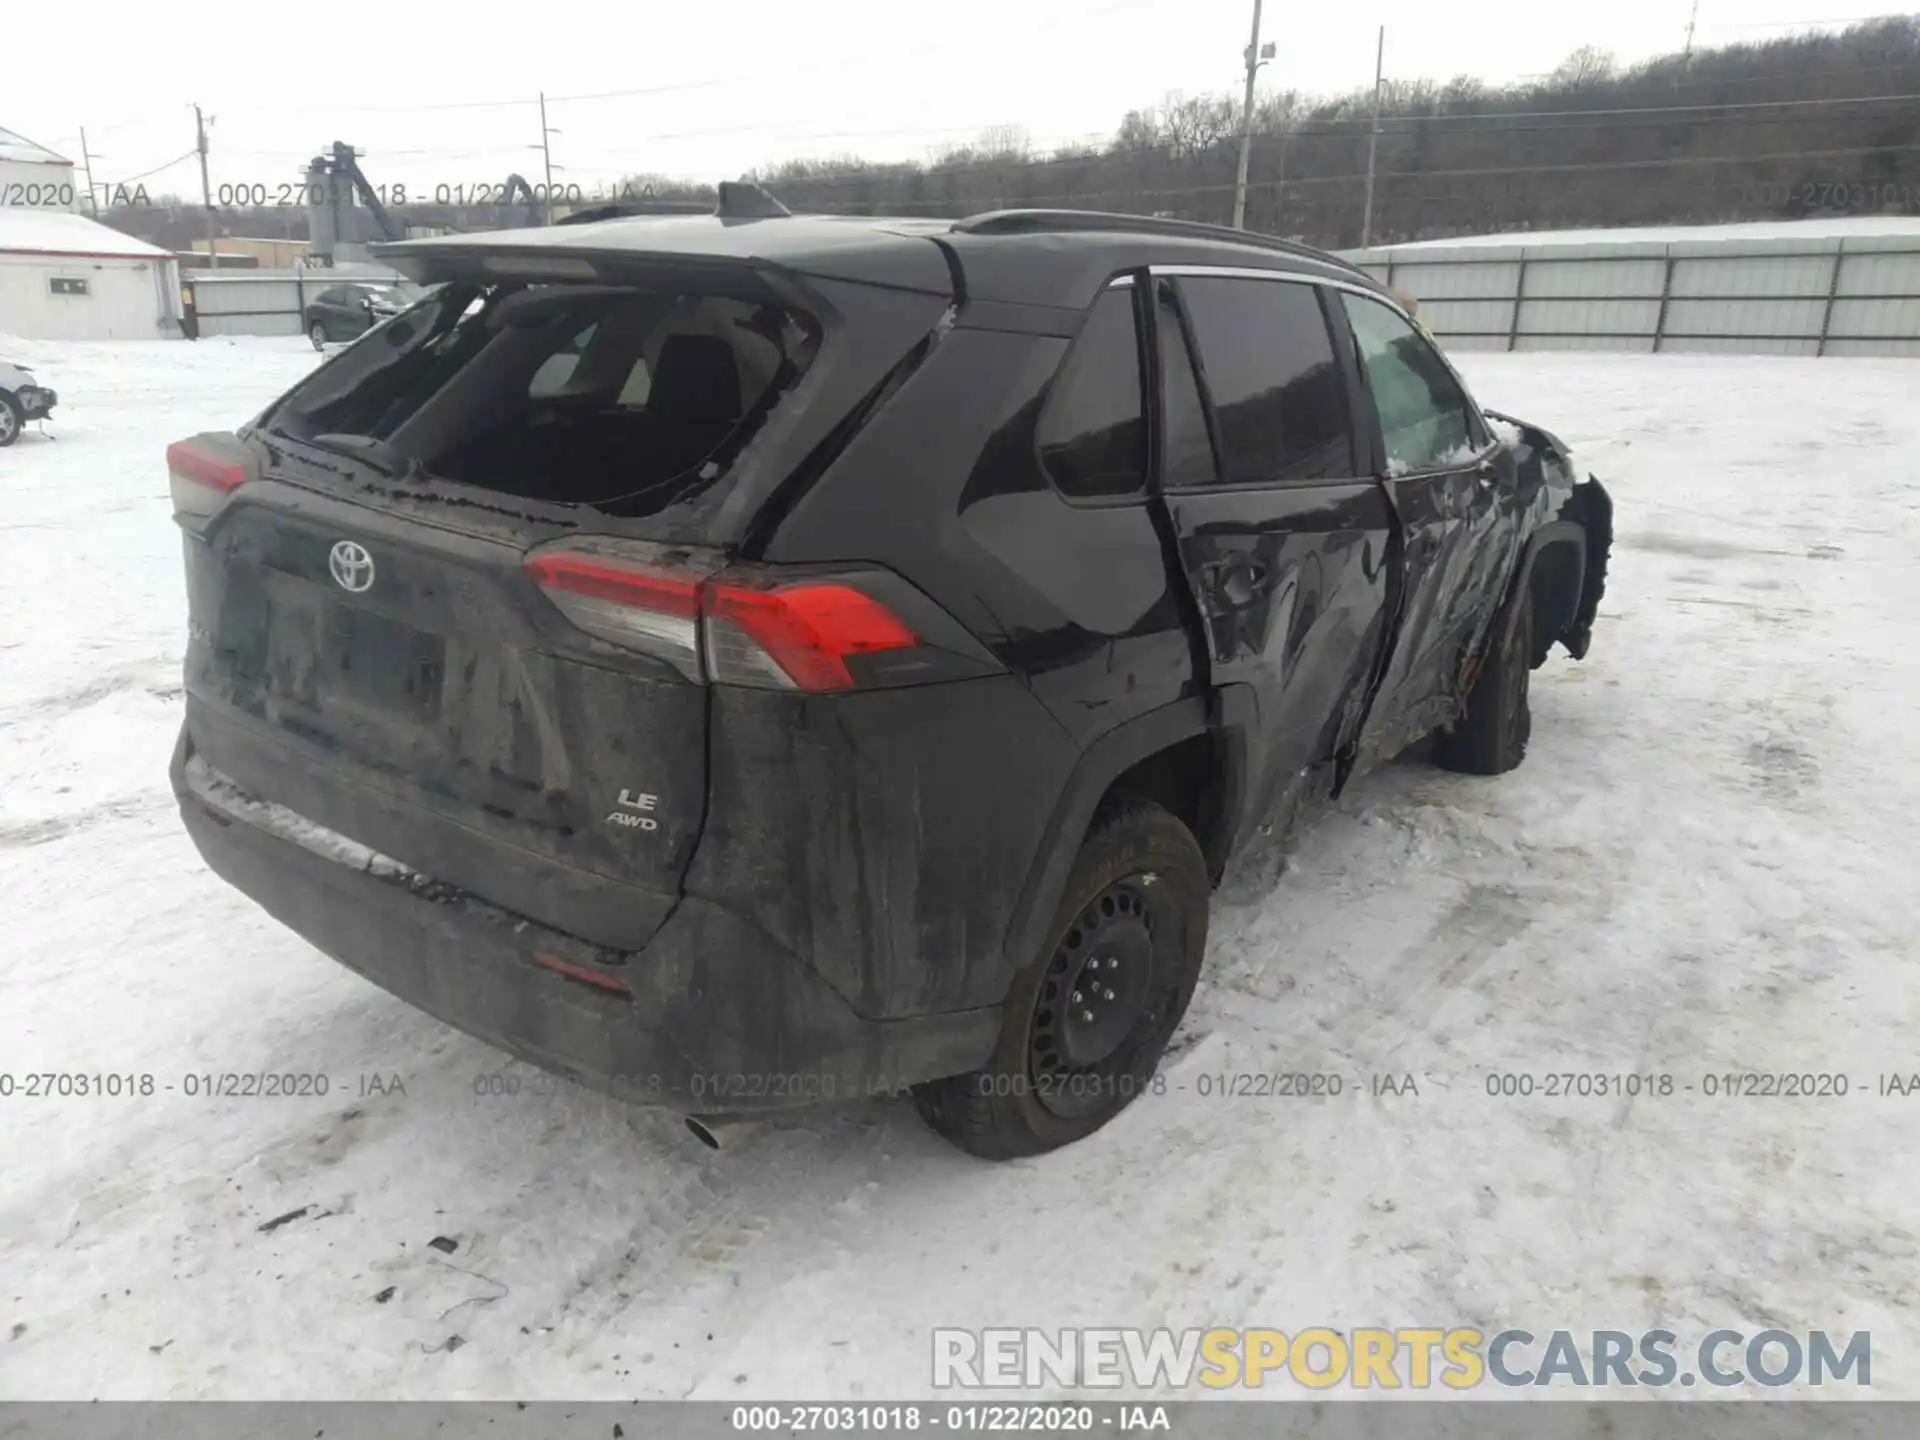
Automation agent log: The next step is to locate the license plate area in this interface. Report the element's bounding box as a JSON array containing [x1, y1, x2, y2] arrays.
[[320, 602, 445, 720]]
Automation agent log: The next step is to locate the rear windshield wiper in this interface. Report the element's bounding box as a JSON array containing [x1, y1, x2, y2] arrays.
[[305, 433, 421, 480]]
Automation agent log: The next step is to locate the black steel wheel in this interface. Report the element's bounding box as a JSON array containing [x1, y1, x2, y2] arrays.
[[1029, 878, 1172, 1120], [1435, 588, 1535, 776], [914, 795, 1210, 1159]]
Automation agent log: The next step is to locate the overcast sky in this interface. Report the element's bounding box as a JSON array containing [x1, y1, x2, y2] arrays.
[[9, 0, 1904, 202]]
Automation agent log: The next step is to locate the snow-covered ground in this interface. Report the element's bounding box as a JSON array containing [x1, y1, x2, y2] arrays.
[[3, 337, 1918, 1401]]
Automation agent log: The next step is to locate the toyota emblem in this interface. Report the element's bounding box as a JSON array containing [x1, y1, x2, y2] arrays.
[[328, 540, 376, 593]]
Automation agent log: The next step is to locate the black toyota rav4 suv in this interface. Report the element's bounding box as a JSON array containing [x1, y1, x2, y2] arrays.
[[168, 200, 1611, 1158]]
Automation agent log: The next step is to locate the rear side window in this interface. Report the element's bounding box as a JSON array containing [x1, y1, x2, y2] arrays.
[[1340, 292, 1485, 473], [1154, 280, 1218, 489], [1177, 276, 1354, 485], [1037, 287, 1147, 499]]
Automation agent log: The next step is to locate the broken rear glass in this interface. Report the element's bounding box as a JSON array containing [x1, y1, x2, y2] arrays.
[[260, 282, 820, 519]]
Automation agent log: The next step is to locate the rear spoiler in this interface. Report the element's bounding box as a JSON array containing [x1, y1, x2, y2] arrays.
[[555, 181, 790, 228]]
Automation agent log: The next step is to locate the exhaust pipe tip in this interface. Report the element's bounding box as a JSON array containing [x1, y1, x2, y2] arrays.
[[685, 1114, 761, 1150]]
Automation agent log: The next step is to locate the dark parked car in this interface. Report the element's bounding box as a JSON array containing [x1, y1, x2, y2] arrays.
[[302, 283, 417, 350], [166, 206, 1611, 1158]]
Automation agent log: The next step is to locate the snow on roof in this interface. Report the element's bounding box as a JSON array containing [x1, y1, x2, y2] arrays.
[[0, 127, 72, 166], [1369, 216, 1920, 252], [0, 209, 172, 260]]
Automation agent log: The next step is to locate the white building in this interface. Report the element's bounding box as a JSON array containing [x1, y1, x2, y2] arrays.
[[0, 127, 79, 209], [0, 209, 183, 341], [1, 125, 182, 339]]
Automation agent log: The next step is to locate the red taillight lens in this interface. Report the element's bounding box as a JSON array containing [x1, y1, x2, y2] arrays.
[[168, 437, 251, 519], [522, 543, 922, 693], [705, 581, 919, 691]]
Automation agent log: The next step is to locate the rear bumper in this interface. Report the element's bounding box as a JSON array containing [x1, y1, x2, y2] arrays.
[[172, 730, 999, 1112]]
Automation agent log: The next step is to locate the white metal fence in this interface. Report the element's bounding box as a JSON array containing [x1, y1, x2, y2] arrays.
[[185, 264, 405, 339], [1339, 233, 1920, 357]]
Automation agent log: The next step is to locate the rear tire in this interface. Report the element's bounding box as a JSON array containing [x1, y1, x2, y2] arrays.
[[914, 796, 1210, 1160], [1434, 591, 1535, 776], [309, 322, 328, 351], [0, 394, 19, 447]]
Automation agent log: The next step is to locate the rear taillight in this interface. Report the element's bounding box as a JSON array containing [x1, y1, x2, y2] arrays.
[[168, 436, 253, 519], [524, 541, 927, 693], [523, 551, 704, 681], [704, 581, 919, 691]]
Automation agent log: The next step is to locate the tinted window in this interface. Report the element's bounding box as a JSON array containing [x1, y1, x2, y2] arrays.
[[1038, 288, 1147, 498], [1177, 276, 1354, 484], [1154, 281, 1217, 489], [1340, 293, 1484, 472]]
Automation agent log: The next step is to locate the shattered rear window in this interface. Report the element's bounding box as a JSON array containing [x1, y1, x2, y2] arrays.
[[261, 282, 820, 520]]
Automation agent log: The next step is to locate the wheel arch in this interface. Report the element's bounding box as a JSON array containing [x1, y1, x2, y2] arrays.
[[1000, 695, 1247, 987], [1518, 520, 1588, 664]]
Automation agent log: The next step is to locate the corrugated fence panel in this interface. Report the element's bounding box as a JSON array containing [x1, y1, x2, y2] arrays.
[[1670, 254, 1833, 297], [1384, 260, 1520, 300], [1663, 296, 1827, 338], [1823, 336, 1920, 357], [191, 276, 309, 338], [1414, 299, 1513, 336], [1827, 296, 1920, 339], [193, 278, 303, 313], [1338, 233, 1919, 356], [1519, 297, 1662, 337], [1521, 257, 1666, 298], [1837, 250, 1920, 297]]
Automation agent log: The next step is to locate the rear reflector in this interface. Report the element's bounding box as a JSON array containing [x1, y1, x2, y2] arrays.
[[533, 952, 633, 998], [168, 437, 252, 519], [523, 542, 921, 692]]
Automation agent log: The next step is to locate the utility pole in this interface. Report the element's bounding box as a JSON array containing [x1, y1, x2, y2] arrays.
[[79, 128, 100, 216], [1683, 0, 1700, 66], [1360, 26, 1385, 250], [1232, 0, 1270, 230], [194, 104, 218, 270], [538, 93, 558, 225]]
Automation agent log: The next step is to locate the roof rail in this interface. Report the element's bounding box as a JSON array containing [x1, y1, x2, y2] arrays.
[[952, 209, 1369, 278]]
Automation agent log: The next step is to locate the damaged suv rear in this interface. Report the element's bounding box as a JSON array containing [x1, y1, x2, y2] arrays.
[[170, 200, 1611, 1158]]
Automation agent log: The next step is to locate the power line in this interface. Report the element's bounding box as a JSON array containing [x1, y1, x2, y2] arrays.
[[785, 141, 1920, 211], [109, 150, 200, 186], [744, 106, 1920, 193], [601, 91, 1920, 178]]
